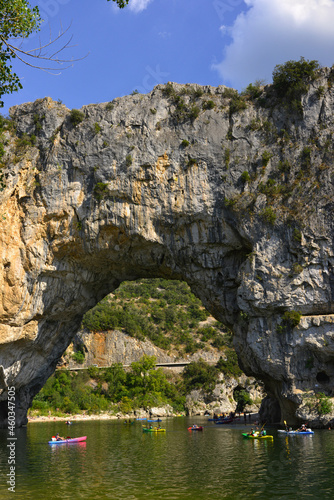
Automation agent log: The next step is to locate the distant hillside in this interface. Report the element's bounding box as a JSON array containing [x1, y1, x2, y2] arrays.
[[79, 278, 234, 358]]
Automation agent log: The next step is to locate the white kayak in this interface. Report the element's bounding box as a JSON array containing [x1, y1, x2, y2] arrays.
[[278, 429, 314, 435]]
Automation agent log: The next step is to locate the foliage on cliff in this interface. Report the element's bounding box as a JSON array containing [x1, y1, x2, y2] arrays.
[[221, 58, 333, 232], [81, 278, 232, 355], [31, 355, 240, 416], [272, 57, 320, 102]]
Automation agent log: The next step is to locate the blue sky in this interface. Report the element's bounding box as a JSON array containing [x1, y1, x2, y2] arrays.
[[3, 0, 334, 114]]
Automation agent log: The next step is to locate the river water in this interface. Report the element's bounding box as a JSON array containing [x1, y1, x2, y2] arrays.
[[1, 417, 334, 499]]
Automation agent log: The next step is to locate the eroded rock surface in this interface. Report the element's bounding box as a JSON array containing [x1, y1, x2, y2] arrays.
[[64, 329, 222, 369], [2, 70, 334, 427]]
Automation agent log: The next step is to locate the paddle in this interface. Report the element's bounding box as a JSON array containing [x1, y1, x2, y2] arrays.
[[284, 420, 288, 432], [257, 422, 266, 436]]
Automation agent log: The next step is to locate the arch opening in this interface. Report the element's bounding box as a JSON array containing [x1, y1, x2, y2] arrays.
[[28, 278, 255, 420]]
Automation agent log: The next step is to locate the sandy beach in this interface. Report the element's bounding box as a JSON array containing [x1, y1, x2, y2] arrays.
[[28, 413, 124, 423]]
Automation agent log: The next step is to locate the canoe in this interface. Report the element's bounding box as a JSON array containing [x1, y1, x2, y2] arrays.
[[278, 429, 314, 435], [188, 426, 203, 431], [49, 436, 86, 445], [143, 427, 166, 432], [242, 433, 273, 440]]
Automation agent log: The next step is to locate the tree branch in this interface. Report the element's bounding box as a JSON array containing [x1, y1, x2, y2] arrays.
[[0, 22, 88, 73]]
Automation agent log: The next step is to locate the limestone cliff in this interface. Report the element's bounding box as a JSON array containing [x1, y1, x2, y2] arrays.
[[1, 67, 334, 427], [64, 329, 222, 370]]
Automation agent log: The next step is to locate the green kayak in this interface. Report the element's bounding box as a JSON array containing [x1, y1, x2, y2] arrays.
[[143, 427, 166, 433], [242, 432, 273, 440]]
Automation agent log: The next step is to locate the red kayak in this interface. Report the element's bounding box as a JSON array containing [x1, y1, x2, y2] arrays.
[[188, 426, 203, 431], [48, 436, 87, 444]]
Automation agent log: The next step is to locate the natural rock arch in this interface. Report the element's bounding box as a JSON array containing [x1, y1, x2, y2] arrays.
[[1, 72, 334, 428]]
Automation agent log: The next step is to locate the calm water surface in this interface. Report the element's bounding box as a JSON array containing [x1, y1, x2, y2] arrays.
[[1, 417, 334, 499]]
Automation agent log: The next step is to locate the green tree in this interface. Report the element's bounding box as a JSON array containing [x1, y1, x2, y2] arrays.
[[216, 350, 243, 377], [182, 359, 218, 393], [129, 355, 157, 388], [104, 363, 127, 399], [234, 389, 252, 413], [272, 57, 320, 111], [107, 0, 129, 6], [72, 350, 85, 364]]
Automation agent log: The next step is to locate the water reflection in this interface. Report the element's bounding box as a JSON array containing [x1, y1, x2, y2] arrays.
[[1, 420, 334, 499]]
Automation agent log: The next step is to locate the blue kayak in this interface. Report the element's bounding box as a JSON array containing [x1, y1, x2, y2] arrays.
[[278, 429, 314, 435], [214, 418, 233, 425], [147, 419, 161, 422]]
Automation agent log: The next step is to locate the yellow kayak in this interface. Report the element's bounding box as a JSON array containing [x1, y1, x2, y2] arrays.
[[242, 432, 273, 440]]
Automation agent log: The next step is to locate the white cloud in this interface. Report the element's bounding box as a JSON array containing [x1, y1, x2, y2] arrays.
[[128, 0, 153, 13], [213, 0, 334, 90], [158, 31, 171, 39]]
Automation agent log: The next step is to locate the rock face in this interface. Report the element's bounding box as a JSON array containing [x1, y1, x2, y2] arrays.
[[65, 329, 222, 369], [2, 68, 334, 427], [185, 374, 263, 416]]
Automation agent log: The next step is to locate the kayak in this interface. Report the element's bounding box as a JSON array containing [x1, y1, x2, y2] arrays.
[[278, 429, 314, 435], [147, 419, 162, 422], [214, 418, 233, 425], [188, 426, 203, 431], [209, 417, 233, 421], [242, 433, 273, 440], [136, 418, 147, 421], [143, 427, 166, 432], [49, 436, 86, 445]]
